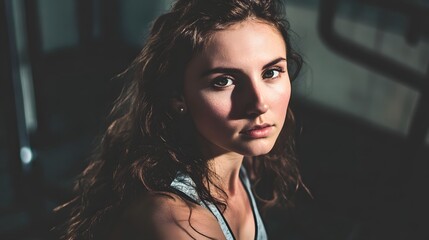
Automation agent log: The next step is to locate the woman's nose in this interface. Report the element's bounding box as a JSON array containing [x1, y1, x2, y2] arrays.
[[244, 82, 269, 117]]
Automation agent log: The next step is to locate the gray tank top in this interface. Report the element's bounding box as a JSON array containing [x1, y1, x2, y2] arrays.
[[170, 166, 268, 240]]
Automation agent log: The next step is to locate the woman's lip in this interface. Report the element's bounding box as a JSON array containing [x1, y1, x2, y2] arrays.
[[240, 124, 274, 138]]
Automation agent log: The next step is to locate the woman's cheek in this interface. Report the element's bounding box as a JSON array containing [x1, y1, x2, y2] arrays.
[[198, 91, 231, 117]]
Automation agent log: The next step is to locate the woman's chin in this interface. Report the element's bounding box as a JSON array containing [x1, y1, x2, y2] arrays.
[[235, 141, 276, 157]]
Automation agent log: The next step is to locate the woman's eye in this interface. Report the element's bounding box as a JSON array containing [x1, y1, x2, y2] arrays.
[[212, 77, 234, 88], [262, 68, 282, 79]]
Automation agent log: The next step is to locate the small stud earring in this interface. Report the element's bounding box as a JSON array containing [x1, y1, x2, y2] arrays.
[[179, 107, 185, 113]]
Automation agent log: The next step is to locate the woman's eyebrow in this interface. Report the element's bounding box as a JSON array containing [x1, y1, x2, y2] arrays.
[[200, 67, 243, 78], [199, 57, 286, 78], [262, 57, 286, 69]]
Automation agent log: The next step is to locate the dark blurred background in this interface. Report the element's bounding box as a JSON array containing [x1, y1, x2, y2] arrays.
[[1, 0, 428, 239]]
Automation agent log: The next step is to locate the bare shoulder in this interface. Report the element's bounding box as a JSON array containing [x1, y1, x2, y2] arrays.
[[109, 193, 225, 240], [151, 192, 226, 240]]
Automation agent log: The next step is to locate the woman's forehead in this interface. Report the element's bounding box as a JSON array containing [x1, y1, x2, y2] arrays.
[[189, 20, 286, 70]]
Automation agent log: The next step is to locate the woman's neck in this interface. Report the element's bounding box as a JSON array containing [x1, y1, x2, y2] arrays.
[[197, 135, 245, 197], [208, 152, 244, 196]]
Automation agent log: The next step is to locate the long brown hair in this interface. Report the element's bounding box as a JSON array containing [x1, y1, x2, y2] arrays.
[[59, 0, 304, 239]]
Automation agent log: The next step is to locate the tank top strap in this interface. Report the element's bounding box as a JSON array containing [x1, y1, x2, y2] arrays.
[[170, 172, 236, 240], [170, 168, 268, 240], [239, 167, 268, 240]]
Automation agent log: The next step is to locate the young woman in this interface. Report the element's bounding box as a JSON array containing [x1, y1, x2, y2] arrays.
[[59, 0, 305, 239]]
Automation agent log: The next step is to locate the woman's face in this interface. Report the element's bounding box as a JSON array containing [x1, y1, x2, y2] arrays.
[[183, 19, 291, 157]]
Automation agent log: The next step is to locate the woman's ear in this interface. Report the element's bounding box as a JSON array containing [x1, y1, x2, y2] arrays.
[[170, 95, 187, 114]]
